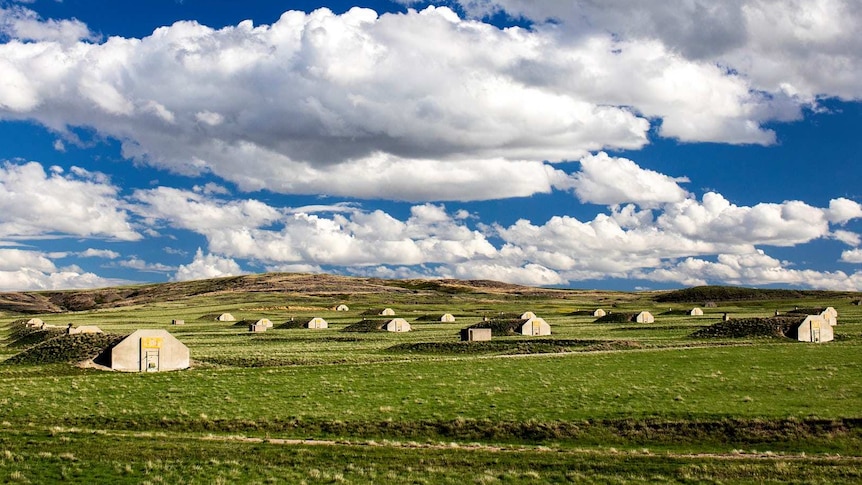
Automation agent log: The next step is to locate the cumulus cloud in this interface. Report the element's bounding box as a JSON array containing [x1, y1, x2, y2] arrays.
[[827, 198, 862, 224], [125, 177, 862, 289], [840, 249, 862, 264], [79, 248, 121, 259], [0, 5, 95, 43], [433, 0, 862, 102], [0, 6, 801, 201], [639, 251, 862, 290], [832, 230, 861, 247], [132, 186, 282, 232], [0, 161, 140, 240], [172, 248, 246, 281], [0, 248, 125, 290], [568, 152, 689, 206], [116, 257, 174, 273]]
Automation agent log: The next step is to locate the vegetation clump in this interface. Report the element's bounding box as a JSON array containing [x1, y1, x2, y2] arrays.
[[786, 307, 827, 315], [342, 319, 388, 332], [3, 320, 64, 348], [4, 333, 126, 365], [689, 317, 804, 339], [414, 314, 455, 321], [465, 318, 528, 336], [359, 308, 391, 316], [276, 319, 306, 329], [659, 309, 691, 315], [594, 313, 637, 323]]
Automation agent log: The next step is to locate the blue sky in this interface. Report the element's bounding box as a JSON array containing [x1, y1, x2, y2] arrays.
[[1, 0, 861, 291]]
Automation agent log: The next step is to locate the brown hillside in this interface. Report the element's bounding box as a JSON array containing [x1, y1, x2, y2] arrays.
[[0, 273, 581, 314]]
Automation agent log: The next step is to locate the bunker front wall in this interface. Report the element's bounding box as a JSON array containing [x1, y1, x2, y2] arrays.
[[111, 330, 190, 372]]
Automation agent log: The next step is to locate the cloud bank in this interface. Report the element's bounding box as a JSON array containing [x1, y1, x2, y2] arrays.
[[0, 5, 812, 202]]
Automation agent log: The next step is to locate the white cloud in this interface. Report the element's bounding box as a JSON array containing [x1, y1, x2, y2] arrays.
[[434, 0, 862, 102], [0, 161, 140, 240], [0, 248, 126, 290], [127, 169, 862, 289], [656, 193, 833, 247], [452, 261, 567, 286], [132, 186, 282, 232], [568, 152, 689, 206], [827, 198, 862, 224], [116, 257, 174, 273], [640, 251, 862, 290], [79, 248, 121, 259], [0, 6, 801, 201], [0, 5, 95, 44], [840, 249, 862, 264], [172, 248, 246, 281], [832, 230, 861, 247], [264, 263, 325, 274]]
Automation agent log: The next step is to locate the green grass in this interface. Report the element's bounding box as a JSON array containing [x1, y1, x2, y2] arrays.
[[1, 287, 861, 482], [3, 429, 860, 484]]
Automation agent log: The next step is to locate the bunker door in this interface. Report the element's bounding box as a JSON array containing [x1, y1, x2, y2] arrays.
[[532, 320, 540, 335], [811, 321, 821, 343], [140, 337, 164, 372]]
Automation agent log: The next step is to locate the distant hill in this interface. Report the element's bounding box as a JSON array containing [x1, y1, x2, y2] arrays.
[[0, 273, 573, 314], [654, 285, 855, 303]]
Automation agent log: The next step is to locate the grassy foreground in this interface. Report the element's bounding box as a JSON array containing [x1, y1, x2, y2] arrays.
[[1, 279, 861, 483]]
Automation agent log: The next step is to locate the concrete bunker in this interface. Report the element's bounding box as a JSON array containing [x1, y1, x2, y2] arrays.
[[104, 329, 189, 372], [66, 325, 103, 335], [796, 315, 834, 343], [635, 311, 655, 323], [593, 309, 606, 317], [384, 318, 411, 332], [306, 317, 328, 329], [461, 327, 492, 342], [521, 317, 551, 336]]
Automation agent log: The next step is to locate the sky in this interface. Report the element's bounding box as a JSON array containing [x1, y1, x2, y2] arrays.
[[0, 0, 861, 292]]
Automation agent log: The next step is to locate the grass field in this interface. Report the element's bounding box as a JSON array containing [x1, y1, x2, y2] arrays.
[[1, 280, 860, 483]]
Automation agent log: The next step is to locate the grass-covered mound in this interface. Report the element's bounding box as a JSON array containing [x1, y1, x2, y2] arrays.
[[232, 319, 259, 327], [689, 317, 805, 339], [655, 286, 842, 303], [4, 333, 126, 365], [7, 327, 66, 349], [342, 319, 388, 332], [3, 320, 65, 348], [659, 309, 691, 316], [388, 339, 641, 355], [567, 310, 596, 316], [465, 318, 528, 336], [276, 319, 306, 329], [414, 314, 453, 322], [594, 313, 637, 323], [359, 308, 392, 316], [786, 308, 827, 315]]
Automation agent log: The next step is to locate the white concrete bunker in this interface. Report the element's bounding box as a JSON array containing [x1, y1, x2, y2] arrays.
[[104, 329, 190, 372]]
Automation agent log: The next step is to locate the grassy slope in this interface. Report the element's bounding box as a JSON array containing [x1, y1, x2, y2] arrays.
[[1, 277, 861, 483]]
